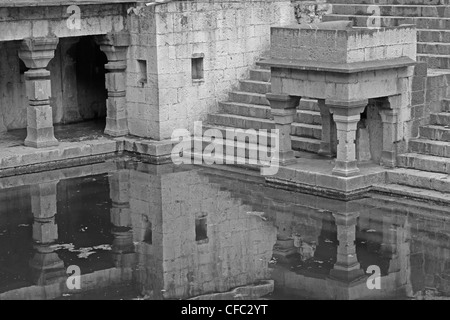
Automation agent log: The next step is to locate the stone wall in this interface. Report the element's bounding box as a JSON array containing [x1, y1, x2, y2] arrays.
[[293, 0, 331, 24], [126, 0, 295, 140]]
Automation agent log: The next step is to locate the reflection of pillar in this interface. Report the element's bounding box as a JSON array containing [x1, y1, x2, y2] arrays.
[[96, 32, 130, 137], [109, 169, 135, 268], [329, 212, 365, 283], [18, 37, 59, 148], [266, 93, 301, 166], [328, 100, 367, 177], [379, 96, 401, 168], [29, 181, 65, 286], [317, 99, 333, 157]]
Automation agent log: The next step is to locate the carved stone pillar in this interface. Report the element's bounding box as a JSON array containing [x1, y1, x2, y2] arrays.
[[329, 212, 365, 283], [96, 32, 130, 137], [29, 181, 65, 286], [266, 93, 301, 166], [18, 37, 59, 148], [379, 96, 402, 168], [109, 169, 135, 268], [317, 99, 333, 157], [328, 100, 368, 177]]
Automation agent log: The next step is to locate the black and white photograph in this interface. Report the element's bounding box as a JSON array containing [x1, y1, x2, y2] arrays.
[[0, 0, 449, 305]]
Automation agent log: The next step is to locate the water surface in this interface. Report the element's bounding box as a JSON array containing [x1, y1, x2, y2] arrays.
[[0, 159, 449, 300]]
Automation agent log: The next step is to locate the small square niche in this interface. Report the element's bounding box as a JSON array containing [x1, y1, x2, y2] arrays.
[[137, 59, 147, 86], [195, 217, 208, 243], [191, 53, 204, 82]]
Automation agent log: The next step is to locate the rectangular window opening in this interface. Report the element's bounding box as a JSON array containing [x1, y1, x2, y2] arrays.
[[191, 56, 204, 81], [138, 59, 147, 86], [195, 217, 208, 242]]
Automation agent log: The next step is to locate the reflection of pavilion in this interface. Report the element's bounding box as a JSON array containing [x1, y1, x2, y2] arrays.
[[0, 161, 449, 299], [200, 167, 418, 300]]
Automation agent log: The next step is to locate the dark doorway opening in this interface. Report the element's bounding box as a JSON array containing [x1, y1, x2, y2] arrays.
[[70, 37, 108, 122]]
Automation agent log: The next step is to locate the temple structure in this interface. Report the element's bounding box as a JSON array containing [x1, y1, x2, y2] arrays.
[[0, 0, 449, 201]]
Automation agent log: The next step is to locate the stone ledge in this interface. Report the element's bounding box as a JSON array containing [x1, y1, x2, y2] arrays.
[[257, 57, 416, 74], [0, 0, 136, 7]]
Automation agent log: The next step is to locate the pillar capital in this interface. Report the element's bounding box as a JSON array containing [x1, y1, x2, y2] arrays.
[[19, 37, 59, 148], [96, 32, 130, 137], [327, 99, 368, 117], [18, 37, 59, 69], [266, 93, 300, 110], [96, 31, 131, 62]]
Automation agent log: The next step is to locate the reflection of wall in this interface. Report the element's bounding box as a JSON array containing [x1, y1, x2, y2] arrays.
[[128, 165, 277, 299]]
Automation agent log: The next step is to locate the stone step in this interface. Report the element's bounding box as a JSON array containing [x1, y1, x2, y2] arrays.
[[291, 136, 321, 153], [418, 29, 450, 43], [297, 110, 322, 125], [323, 14, 450, 30], [409, 138, 450, 157], [218, 102, 321, 125], [430, 112, 450, 126], [387, 168, 450, 193], [207, 113, 323, 139], [373, 183, 450, 204], [249, 68, 271, 83], [419, 125, 450, 141], [207, 113, 274, 130], [239, 80, 271, 95], [443, 99, 450, 112], [291, 123, 322, 140], [188, 137, 274, 165], [397, 152, 450, 174], [218, 101, 272, 119], [229, 91, 269, 106], [418, 42, 450, 55], [327, 0, 450, 5], [202, 124, 276, 146], [202, 123, 321, 153], [418, 54, 450, 69], [332, 4, 450, 17]]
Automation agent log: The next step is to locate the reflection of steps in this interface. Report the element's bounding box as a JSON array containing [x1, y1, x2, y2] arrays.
[[205, 66, 322, 154]]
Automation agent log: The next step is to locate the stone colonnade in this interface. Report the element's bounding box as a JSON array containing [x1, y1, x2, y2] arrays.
[[16, 32, 130, 148]]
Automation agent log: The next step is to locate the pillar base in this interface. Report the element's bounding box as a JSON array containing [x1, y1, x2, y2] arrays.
[[329, 268, 366, 283], [25, 127, 59, 148], [278, 150, 297, 166], [381, 150, 396, 168], [332, 160, 360, 177], [105, 118, 128, 137], [318, 142, 334, 157]]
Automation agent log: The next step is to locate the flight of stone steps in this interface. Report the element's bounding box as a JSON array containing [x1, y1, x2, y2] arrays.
[[205, 67, 323, 155], [385, 97, 450, 195], [323, 0, 450, 69]]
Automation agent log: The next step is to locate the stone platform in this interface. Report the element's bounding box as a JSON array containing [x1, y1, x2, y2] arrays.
[[0, 121, 176, 178], [0, 121, 449, 204], [266, 152, 387, 200]]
